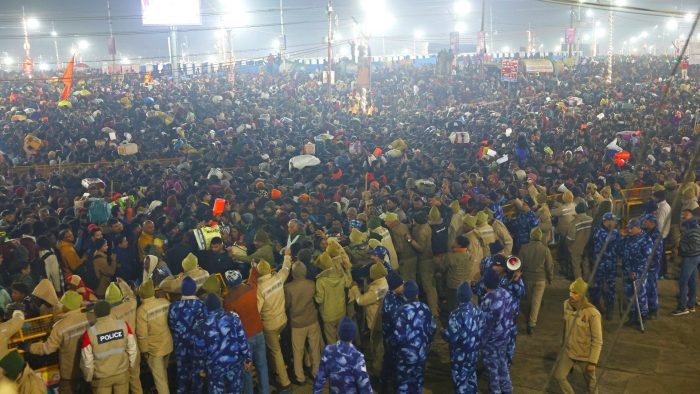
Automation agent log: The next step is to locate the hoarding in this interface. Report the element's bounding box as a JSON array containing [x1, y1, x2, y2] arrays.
[[501, 59, 518, 82], [142, 0, 202, 26]]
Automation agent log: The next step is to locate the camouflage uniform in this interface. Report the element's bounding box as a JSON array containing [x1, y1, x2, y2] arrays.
[[312, 342, 372, 394], [643, 226, 662, 313], [380, 291, 406, 385], [588, 226, 620, 311], [501, 275, 525, 367], [481, 287, 515, 394], [507, 211, 540, 254], [195, 308, 251, 394], [442, 302, 485, 394], [168, 297, 207, 394], [621, 233, 653, 318], [389, 300, 437, 394]]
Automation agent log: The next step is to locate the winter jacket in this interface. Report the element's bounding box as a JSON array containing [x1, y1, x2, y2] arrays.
[[284, 269, 319, 328], [519, 240, 554, 283], [237, 242, 275, 265], [0, 310, 24, 359], [136, 296, 174, 357], [315, 267, 350, 323], [445, 248, 475, 289], [562, 299, 603, 365], [355, 277, 389, 331], [680, 220, 700, 257], [254, 255, 292, 331], [93, 251, 117, 298], [29, 308, 89, 380], [58, 240, 82, 276]]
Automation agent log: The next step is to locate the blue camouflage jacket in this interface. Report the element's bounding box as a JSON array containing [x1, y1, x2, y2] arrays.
[[313, 342, 372, 394], [508, 211, 540, 244], [381, 291, 406, 341], [481, 287, 515, 347], [592, 226, 620, 266], [620, 233, 653, 274], [390, 300, 437, 364], [442, 302, 485, 364], [168, 297, 207, 358], [643, 227, 663, 270], [194, 308, 251, 374]]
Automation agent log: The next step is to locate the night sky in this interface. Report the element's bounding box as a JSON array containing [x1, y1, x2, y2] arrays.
[[0, 0, 695, 68]]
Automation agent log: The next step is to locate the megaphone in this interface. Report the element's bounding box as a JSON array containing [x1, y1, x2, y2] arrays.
[[506, 255, 522, 272]]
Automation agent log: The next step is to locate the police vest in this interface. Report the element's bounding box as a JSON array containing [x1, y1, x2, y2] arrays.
[[87, 318, 129, 379]]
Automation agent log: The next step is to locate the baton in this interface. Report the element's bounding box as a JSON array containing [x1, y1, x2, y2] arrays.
[[632, 278, 645, 333]]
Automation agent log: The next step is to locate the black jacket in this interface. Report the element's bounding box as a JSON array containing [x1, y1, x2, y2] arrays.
[[679, 220, 700, 257]]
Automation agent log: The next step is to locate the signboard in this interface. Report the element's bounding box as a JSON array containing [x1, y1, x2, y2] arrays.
[[501, 59, 518, 82], [449, 32, 460, 53], [565, 28, 576, 45], [523, 59, 554, 74], [141, 0, 202, 26]]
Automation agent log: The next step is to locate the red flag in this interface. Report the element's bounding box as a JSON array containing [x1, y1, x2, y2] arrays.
[[60, 56, 75, 101]]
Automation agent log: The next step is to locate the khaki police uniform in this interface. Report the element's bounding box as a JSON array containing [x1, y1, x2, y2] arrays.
[[80, 316, 137, 394], [136, 297, 173, 394]]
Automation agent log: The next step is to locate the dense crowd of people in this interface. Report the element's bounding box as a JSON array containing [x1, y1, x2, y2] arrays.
[[0, 53, 699, 393]]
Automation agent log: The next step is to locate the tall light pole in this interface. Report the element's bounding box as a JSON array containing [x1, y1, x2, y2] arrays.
[[51, 23, 60, 69], [606, 5, 614, 84], [106, 0, 116, 69], [21, 8, 38, 77], [327, 0, 334, 99], [280, 0, 286, 65]]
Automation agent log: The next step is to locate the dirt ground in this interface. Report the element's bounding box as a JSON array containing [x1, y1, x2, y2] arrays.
[[292, 276, 700, 394]]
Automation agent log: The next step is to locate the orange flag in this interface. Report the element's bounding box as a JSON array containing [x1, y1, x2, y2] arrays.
[[60, 56, 75, 101]]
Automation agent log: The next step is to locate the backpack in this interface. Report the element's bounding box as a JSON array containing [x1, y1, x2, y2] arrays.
[[88, 199, 110, 224]]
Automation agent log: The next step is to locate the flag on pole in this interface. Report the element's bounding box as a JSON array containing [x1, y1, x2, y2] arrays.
[[60, 56, 75, 101], [144, 71, 152, 85]]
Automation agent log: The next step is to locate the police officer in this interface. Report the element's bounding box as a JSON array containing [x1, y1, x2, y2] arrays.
[[490, 255, 525, 368], [389, 280, 436, 394], [168, 276, 207, 394], [588, 213, 621, 320], [481, 269, 515, 394], [26, 290, 89, 393], [196, 293, 252, 394], [620, 219, 653, 325], [135, 280, 173, 394], [408, 211, 439, 318], [567, 202, 594, 280], [555, 278, 603, 394], [80, 301, 137, 394], [105, 280, 142, 394], [380, 271, 405, 392], [641, 214, 662, 320], [313, 317, 372, 394], [442, 283, 485, 394], [507, 197, 540, 254]]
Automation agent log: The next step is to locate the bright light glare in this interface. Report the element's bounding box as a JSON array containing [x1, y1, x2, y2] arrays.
[[453, 1, 470, 16], [78, 40, 89, 50], [121, 57, 130, 65], [614, 0, 626, 6], [586, 9, 593, 18], [630, 36, 638, 43], [221, 0, 248, 28], [207, 55, 217, 63], [559, 37, 564, 43], [414, 29, 424, 39], [3, 56, 13, 66], [583, 33, 591, 42], [363, 4, 395, 36], [26, 17, 40, 30], [665, 19, 678, 31], [501, 46, 510, 53], [640, 31, 648, 38], [39, 63, 49, 71], [685, 13, 695, 22], [272, 39, 280, 51], [51, 30, 57, 37], [454, 22, 467, 33], [339, 47, 350, 58], [595, 28, 606, 38]]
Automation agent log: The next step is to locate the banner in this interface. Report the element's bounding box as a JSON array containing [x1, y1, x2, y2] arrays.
[[565, 28, 576, 45], [501, 59, 518, 82], [60, 56, 75, 101]]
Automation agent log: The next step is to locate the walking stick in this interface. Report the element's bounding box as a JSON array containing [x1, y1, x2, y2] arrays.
[[632, 279, 645, 333]]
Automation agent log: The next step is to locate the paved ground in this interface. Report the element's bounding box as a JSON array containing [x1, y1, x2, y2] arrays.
[[291, 275, 700, 393]]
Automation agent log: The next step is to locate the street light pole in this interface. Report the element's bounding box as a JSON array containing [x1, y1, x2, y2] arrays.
[[52, 22, 60, 69], [21, 7, 32, 77], [606, 6, 613, 84], [327, 0, 333, 99], [280, 0, 285, 66]]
